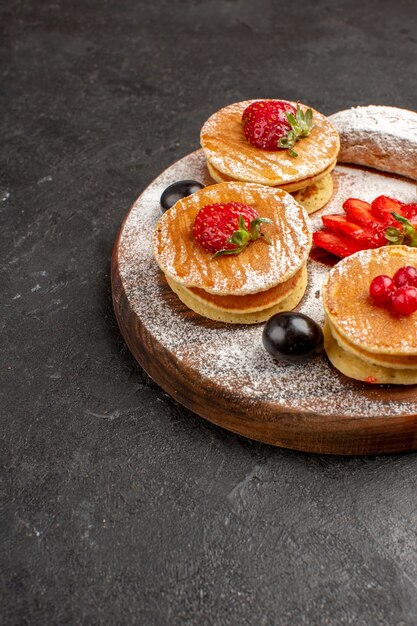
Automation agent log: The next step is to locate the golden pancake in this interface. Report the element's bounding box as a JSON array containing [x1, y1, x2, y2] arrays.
[[166, 266, 307, 324], [323, 321, 417, 385], [323, 246, 417, 356], [187, 265, 306, 313], [152, 181, 312, 296], [326, 316, 417, 370], [200, 100, 340, 187], [206, 160, 336, 214], [291, 174, 333, 215], [206, 158, 337, 193]]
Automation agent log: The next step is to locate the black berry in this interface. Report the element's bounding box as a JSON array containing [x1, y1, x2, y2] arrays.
[[262, 312, 324, 363], [160, 180, 204, 211]]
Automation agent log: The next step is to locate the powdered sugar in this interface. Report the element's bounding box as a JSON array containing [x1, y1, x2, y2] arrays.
[[330, 106, 417, 181], [116, 150, 417, 418]]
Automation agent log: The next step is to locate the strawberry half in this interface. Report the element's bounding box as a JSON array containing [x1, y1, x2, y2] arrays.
[[322, 213, 386, 246], [193, 202, 273, 257], [313, 195, 412, 259], [343, 198, 384, 228], [312, 231, 368, 258], [321, 215, 365, 238]]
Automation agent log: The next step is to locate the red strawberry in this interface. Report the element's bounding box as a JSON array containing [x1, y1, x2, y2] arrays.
[[193, 202, 272, 257], [321, 214, 386, 248], [343, 198, 384, 227], [312, 231, 368, 258], [321, 215, 365, 238], [402, 203, 417, 221], [371, 195, 405, 224], [241, 100, 297, 151], [314, 195, 417, 259]]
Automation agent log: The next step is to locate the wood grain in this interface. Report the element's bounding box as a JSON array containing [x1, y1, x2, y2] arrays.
[[111, 152, 417, 455]]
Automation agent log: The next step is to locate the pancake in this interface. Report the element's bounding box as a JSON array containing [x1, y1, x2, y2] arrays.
[[323, 246, 417, 355], [291, 174, 333, 215], [206, 158, 337, 194], [323, 321, 417, 385], [206, 156, 336, 214], [326, 316, 417, 370], [152, 181, 312, 297], [187, 265, 306, 313], [200, 100, 340, 187], [166, 265, 308, 324], [323, 246, 417, 384]]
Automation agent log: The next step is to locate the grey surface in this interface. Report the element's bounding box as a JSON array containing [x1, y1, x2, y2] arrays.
[[1, 1, 417, 624]]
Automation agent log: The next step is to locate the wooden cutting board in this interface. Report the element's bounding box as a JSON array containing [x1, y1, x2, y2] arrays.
[[111, 150, 417, 455]]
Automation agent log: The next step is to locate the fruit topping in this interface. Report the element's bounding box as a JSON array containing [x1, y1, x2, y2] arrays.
[[369, 275, 395, 305], [370, 195, 404, 223], [393, 265, 417, 288], [262, 312, 324, 362], [193, 202, 273, 257], [312, 230, 369, 258], [391, 286, 417, 316], [241, 100, 313, 157], [369, 266, 417, 315], [160, 180, 204, 211], [313, 195, 417, 258]]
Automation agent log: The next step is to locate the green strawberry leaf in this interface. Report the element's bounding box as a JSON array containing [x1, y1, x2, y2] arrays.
[[385, 212, 417, 247], [278, 104, 314, 158], [213, 214, 273, 258]]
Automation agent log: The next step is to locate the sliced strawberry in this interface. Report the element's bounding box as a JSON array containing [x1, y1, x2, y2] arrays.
[[322, 214, 365, 237], [342, 197, 372, 213], [314, 195, 414, 258], [321, 214, 386, 248], [312, 231, 368, 258], [343, 198, 385, 227], [363, 223, 389, 247], [371, 195, 405, 224]]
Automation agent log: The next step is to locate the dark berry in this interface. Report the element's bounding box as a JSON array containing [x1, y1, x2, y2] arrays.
[[369, 275, 395, 305], [393, 265, 417, 288], [262, 312, 324, 363], [391, 286, 417, 315], [160, 180, 204, 211]]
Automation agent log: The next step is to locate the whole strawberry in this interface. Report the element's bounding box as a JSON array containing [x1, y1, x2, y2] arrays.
[[242, 100, 313, 156], [193, 201, 273, 257]]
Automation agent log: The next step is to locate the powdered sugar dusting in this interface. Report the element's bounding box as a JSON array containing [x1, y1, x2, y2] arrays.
[[330, 106, 417, 181], [117, 150, 417, 418]]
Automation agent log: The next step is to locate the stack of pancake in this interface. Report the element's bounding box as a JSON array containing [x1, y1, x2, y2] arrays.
[[323, 246, 417, 384], [200, 100, 340, 214], [152, 181, 312, 324]]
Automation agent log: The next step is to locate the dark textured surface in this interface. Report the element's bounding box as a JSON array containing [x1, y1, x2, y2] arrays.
[[1, 0, 417, 624]]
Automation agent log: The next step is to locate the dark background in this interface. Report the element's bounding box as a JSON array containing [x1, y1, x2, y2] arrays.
[[1, 1, 417, 624]]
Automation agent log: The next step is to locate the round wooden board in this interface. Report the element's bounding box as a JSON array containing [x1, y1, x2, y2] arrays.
[[111, 150, 417, 455]]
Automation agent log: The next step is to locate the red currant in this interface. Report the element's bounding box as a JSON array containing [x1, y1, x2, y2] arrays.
[[369, 275, 395, 305], [391, 286, 417, 315], [393, 265, 417, 288]]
